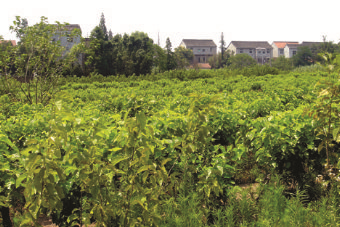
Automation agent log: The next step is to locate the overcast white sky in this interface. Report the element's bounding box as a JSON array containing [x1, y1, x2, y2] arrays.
[[1, 0, 340, 49]]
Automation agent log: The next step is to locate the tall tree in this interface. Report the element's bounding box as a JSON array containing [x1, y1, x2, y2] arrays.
[[165, 37, 176, 71], [220, 32, 225, 66], [108, 29, 113, 40], [99, 12, 108, 40]]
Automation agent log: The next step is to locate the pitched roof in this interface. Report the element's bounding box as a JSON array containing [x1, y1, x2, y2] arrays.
[[65, 24, 81, 32], [301, 41, 322, 47], [273, 41, 299, 49], [52, 24, 82, 34], [181, 39, 217, 47], [285, 43, 300, 48], [229, 41, 272, 49], [0, 40, 16, 46]]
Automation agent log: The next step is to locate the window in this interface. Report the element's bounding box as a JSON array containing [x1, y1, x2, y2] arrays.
[[202, 49, 205, 52], [198, 49, 201, 52], [267, 49, 270, 54], [240, 49, 243, 53], [263, 51, 265, 54], [279, 49, 284, 55], [249, 49, 252, 53], [210, 47, 212, 52], [292, 50, 297, 55], [203, 57, 205, 62]]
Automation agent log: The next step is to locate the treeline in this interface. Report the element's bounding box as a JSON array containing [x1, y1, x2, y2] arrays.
[[73, 13, 194, 76], [2, 14, 340, 80]]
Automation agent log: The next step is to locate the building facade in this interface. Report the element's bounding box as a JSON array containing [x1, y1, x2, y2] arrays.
[[272, 41, 299, 58], [179, 39, 217, 64], [52, 24, 82, 55], [226, 41, 273, 64]]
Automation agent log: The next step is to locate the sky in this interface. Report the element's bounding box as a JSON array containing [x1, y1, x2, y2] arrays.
[[1, 0, 340, 50]]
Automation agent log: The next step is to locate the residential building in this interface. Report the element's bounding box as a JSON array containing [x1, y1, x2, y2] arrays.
[[226, 41, 273, 64], [52, 24, 82, 55], [272, 41, 299, 58], [284, 43, 299, 58], [179, 39, 217, 64]]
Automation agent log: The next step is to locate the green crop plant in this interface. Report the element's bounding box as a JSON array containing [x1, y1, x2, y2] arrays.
[[308, 78, 340, 168]]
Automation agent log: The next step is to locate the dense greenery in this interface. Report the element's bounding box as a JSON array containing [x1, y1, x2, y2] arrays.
[[2, 15, 340, 226], [1, 68, 340, 225]]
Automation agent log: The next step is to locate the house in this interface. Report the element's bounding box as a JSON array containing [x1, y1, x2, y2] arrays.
[[51, 24, 82, 55], [179, 39, 217, 64], [226, 41, 273, 64], [284, 43, 300, 58], [272, 41, 299, 58]]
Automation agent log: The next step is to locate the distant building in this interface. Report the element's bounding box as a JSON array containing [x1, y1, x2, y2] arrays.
[[272, 41, 299, 58], [179, 39, 217, 64], [284, 43, 300, 58], [226, 41, 273, 64], [51, 24, 82, 55]]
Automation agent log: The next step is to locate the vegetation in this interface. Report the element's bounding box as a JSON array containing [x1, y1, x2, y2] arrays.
[[2, 15, 340, 226]]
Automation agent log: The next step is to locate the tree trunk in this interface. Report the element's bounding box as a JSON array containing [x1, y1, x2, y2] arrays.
[[0, 206, 12, 227]]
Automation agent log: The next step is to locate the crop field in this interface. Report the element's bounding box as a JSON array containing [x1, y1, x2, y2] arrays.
[[1, 70, 340, 226]]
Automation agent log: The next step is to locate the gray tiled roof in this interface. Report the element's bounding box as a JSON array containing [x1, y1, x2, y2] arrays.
[[300, 41, 322, 47], [285, 43, 300, 48], [181, 39, 217, 47], [230, 41, 273, 49]]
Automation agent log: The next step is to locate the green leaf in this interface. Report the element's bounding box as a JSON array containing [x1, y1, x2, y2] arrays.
[[16, 174, 27, 188], [137, 165, 152, 174]]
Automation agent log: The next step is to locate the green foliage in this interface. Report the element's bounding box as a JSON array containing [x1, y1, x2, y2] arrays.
[[174, 46, 193, 69], [232, 64, 279, 77], [293, 46, 314, 67], [2, 16, 80, 105], [293, 64, 326, 73], [308, 77, 340, 168], [3, 70, 340, 225], [271, 56, 294, 71], [208, 50, 231, 69], [229, 53, 257, 69], [165, 37, 177, 71], [86, 31, 154, 76]]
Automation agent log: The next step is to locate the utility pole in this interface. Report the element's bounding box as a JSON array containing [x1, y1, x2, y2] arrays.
[[157, 32, 160, 46], [220, 32, 225, 68]]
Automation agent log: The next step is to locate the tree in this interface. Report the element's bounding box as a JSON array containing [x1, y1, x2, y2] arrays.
[[99, 12, 108, 40], [12, 16, 28, 43], [229, 53, 256, 69], [153, 44, 167, 73], [165, 37, 176, 71], [208, 50, 231, 69], [85, 26, 111, 75], [174, 46, 193, 69], [128, 31, 155, 75], [293, 46, 313, 67], [108, 29, 113, 40], [271, 56, 294, 71], [6, 16, 79, 104]]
